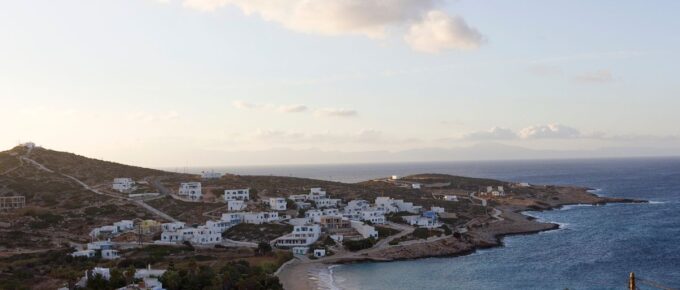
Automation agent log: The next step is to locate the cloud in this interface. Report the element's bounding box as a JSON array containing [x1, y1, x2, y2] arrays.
[[404, 10, 483, 53], [315, 108, 358, 117], [184, 0, 436, 38], [232, 100, 260, 109], [463, 127, 517, 140], [574, 70, 614, 83], [278, 104, 308, 113], [519, 124, 581, 139], [180, 0, 482, 53]]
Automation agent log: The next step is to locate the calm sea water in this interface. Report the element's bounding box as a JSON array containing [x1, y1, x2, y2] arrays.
[[199, 158, 680, 289]]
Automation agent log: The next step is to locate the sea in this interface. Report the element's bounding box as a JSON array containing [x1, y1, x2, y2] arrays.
[[194, 157, 680, 290]]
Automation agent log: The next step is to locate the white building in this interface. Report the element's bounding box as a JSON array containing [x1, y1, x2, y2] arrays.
[[224, 188, 250, 201], [374, 197, 421, 214], [161, 222, 186, 232], [305, 210, 323, 223], [113, 220, 134, 232], [221, 213, 244, 224], [315, 198, 340, 208], [350, 220, 378, 239], [431, 206, 445, 213], [402, 215, 440, 229], [206, 220, 233, 233], [241, 212, 279, 224], [160, 226, 222, 244], [292, 246, 309, 256], [178, 182, 202, 201], [112, 178, 136, 193], [322, 208, 340, 216], [443, 195, 459, 202], [71, 250, 96, 258], [269, 198, 287, 211], [308, 188, 327, 200], [227, 200, 246, 211], [360, 209, 386, 224], [101, 249, 120, 260], [201, 170, 222, 179], [275, 225, 321, 248], [412, 183, 422, 189], [313, 249, 326, 258]]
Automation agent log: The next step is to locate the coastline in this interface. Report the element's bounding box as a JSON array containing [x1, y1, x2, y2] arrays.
[[276, 187, 645, 290]]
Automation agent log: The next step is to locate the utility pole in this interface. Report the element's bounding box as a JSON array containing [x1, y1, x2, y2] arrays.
[[629, 272, 636, 290]]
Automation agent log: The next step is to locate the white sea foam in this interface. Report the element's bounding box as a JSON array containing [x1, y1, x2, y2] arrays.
[[315, 264, 343, 290]]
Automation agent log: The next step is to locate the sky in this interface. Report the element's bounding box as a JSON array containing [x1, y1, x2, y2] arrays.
[[1, 0, 679, 167]]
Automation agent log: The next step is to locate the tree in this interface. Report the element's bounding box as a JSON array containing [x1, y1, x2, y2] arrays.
[[256, 242, 272, 256], [124, 265, 136, 285]]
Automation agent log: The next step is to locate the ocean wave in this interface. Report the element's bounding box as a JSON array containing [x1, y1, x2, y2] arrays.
[[315, 264, 343, 290]]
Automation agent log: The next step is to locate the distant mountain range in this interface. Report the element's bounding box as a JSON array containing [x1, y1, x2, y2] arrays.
[[155, 142, 680, 167]]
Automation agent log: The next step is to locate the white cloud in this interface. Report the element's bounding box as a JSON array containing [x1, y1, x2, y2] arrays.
[[519, 124, 581, 139], [232, 100, 260, 109], [315, 108, 358, 117], [180, 0, 482, 53], [404, 10, 483, 53], [574, 70, 614, 83], [183, 0, 436, 38], [463, 127, 517, 140], [278, 104, 308, 113]]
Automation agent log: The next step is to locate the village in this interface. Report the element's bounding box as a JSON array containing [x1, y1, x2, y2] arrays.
[[65, 170, 518, 290]]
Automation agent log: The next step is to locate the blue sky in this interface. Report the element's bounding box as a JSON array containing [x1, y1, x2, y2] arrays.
[[1, 0, 679, 166]]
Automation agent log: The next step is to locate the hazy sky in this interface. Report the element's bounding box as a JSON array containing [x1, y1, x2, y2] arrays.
[[2, 0, 679, 166]]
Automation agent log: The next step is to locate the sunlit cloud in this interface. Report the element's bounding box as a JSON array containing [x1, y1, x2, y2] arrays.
[[463, 127, 517, 140], [315, 108, 358, 117], [404, 10, 483, 53], [179, 0, 482, 53], [278, 104, 308, 113]]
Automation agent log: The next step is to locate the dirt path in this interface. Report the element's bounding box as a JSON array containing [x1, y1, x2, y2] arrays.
[[20, 154, 179, 222]]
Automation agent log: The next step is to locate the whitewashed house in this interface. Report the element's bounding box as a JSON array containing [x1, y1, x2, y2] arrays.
[[101, 249, 120, 260], [322, 208, 340, 216], [431, 206, 445, 213], [71, 250, 96, 258], [113, 220, 134, 232], [221, 213, 244, 224], [241, 212, 279, 224], [227, 200, 246, 211], [350, 220, 378, 239], [308, 188, 327, 200], [402, 212, 441, 229], [292, 247, 309, 256], [443, 195, 459, 202], [412, 183, 422, 189], [315, 198, 341, 208], [269, 198, 287, 211], [190, 226, 222, 244], [305, 210, 323, 223], [224, 189, 250, 201], [201, 170, 222, 179], [375, 197, 399, 213], [161, 222, 186, 232], [112, 178, 136, 193], [313, 249, 326, 258], [178, 182, 202, 201], [360, 209, 386, 224], [206, 220, 233, 233], [274, 225, 321, 248]]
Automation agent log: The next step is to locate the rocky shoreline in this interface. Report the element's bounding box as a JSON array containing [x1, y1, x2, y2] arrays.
[[276, 187, 645, 290]]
